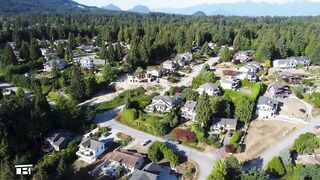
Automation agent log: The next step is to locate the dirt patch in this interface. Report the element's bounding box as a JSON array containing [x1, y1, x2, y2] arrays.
[[235, 120, 298, 162], [278, 98, 309, 120], [312, 108, 320, 118]]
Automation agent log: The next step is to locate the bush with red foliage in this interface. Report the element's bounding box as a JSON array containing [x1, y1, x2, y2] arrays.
[[172, 129, 196, 143]]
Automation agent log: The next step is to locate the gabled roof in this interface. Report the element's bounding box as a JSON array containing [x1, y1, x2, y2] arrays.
[[108, 149, 145, 167], [198, 83, 219, 90], [80, 138, 104, 151], [214, 118, 237, 126], [153, 95, 177, 104], [257, 96, 279, 107]]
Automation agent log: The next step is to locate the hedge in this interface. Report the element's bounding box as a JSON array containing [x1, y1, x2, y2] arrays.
[[229, 131, 242, 145]]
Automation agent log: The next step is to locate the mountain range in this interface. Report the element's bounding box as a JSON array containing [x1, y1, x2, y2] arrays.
[[155, 1, 320, 16], [2, 0, 320, 16], [0, 0, 103, 13]]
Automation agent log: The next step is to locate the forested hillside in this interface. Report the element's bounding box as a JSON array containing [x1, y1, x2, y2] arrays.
[[1, 13, 319, 69]]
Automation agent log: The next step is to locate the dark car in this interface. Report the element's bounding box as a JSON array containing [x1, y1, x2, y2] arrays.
[[299, 109, 306, 113]]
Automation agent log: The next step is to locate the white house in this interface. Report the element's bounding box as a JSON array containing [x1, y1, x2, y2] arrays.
[[273, 56, 312, 69], [181, 100, 197, 121], [197, 83, 221, 96], [146, 69, 163, 78], [104, 149, 145, 175], [43, 59, 67, 72], [220, 76, 240, 90], [76, 138, 106, 164], [127, 72, 152, 83], [255, 96, 279, 118], [146, 94, 185, 113]]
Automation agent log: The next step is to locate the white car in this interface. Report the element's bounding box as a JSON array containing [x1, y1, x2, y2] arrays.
[[140, 140, 151, 146]]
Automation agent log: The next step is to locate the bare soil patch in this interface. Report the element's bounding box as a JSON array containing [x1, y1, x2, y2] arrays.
[[235, 120, 298, 162]]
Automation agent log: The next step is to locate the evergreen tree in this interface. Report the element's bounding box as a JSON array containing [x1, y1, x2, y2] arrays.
[[68, 65, 86, 102], [57, 158, 66, 176], [267, 156, 285, 177], [98, 43, 108, 59], [107, 42, 116, 62], [67, 33, 76, 50], [1, 44, 17, 65], [76, 33, 82, 46], [208, 160, 228, 180], [195, 93, 213, 127], [19, 41, 30, 61], [29, 38, 41, 60], [56, 41, 64, 58], [51, 61, 60, 77], [220, 46, 232, 62], [115, 42, 123, 61]]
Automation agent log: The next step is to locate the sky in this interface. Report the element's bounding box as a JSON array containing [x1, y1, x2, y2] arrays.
[[74, 0, 320, 9]]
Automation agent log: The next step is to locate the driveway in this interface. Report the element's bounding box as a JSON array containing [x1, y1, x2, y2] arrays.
[[94, 107, 223, 180]]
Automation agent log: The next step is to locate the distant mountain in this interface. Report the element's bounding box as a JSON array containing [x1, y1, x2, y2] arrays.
[[0, 0, 104, 14], [130, 5, 150, 14], [101, 4, 121, 11], [193, 11, 206, 17], [155, 2, 320, 16]]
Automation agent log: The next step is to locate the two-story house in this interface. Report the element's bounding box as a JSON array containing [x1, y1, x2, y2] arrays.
[[255, 96, 279, 118], [76, 138, 106, 164], [273, 56, 312, 69], [43, 58, 67, 72], [181, 100, 197, 121], [105, 149, 145, 174], [128, 72, 153, 83], [146, 94, 185, 113], [211, 118, 237, 133], [234, 50, 255, 64], [220, 76, 240, 90], [267, 84, 291, 99], [197, 83, 221, 96]]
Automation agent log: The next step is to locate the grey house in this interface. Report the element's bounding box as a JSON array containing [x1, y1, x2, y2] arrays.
[[267, 84, 291, 99], [46, 131, 74, 151], [129, 162, 178, 180]]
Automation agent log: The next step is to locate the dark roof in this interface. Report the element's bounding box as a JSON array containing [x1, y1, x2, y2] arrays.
[[257, 96, 279, 107], [80, 138, 104, 151], [214, 118, 237, 126]]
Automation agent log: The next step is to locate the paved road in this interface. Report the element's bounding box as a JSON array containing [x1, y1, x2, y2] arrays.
[[94, 107, 223, 180], [246, 97, 319, 170], [160, 57, 220, 95]]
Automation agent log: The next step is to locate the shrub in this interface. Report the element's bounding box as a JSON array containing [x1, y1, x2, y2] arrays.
[[172, 129, 196, 143], [191, 70, 216, 88], [122, 108, 138, 121], [267, 156, 285, 177], [229, 131, 242, 145], [116, 132, 134, 147], [148, 141, 179, 166], [291, 132, 319, 154], [190, 124, 205, 142]]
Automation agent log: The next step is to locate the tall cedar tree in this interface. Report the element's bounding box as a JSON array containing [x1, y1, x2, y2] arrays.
[[69, 65, 86, 102], [68, 33, 76, 50], [2, 44, 17, 65], [29, 38, 41, 60], [56, 41, 65, 58], [19, 41, 30, 61], [195, 92, 213, 127]]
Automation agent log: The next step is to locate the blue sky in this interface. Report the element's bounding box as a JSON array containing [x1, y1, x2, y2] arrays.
[[75, 0, 320, 9]]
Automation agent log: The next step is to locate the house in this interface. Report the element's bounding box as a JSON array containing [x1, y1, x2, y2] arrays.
[[197, 83, 221, 96], [75, 57, 106, 70], [128, 72, 153, 83], [181, 100, 197, 121], [53, 39, 68, 46], [162, 60, 176, 71], [220, 76, 240, 90], [77, 44, 99, 53], [278, 71, 302, 84], [255, 96, 279, 118], [146, 94, 185, 113], [43, 58, 67, 72], [234, 50, 255, 64], [147, 69, 164, 78], [104, 149, 145, 174], [239, 61, 261, 74], [273, 56, 312, 69], [76, 138, 106, 164], [7, 42, 17, 50], [129, 162, 178, 180], [211, 118, 237, 133], [267, 84, 291, 99], [45, 131, 74, 152]]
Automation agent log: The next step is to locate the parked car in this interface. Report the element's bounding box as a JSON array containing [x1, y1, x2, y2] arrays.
[[167, 140, 180, 145], [140, 140, 151, 146], [314, 126, 320, 130], [299, 109, 306, 113], [228, 133, 233, 137]]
